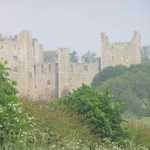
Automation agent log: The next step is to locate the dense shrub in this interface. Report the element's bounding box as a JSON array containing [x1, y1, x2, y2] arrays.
[[0, 63, 31, 145], [63, 85, 127, 141]]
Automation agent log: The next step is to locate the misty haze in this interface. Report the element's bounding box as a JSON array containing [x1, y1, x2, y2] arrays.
[[0, 0, 150, 149]]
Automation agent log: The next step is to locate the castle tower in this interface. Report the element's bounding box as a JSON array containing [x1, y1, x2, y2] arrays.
[[57, 48, 70, 97], [33, 39, 44, 64], [101, 32, 109, 47], [100, 32, 141, 69], [130, 31, 141, 64], [16, 31, 34, 97], [17, 31, 32, 51]]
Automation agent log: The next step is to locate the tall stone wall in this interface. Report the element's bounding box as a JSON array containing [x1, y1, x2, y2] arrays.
[[0, 31, 54, 101], [57, 48, 70, 97], [56, 48, 100, 97], [0, 31, 142, 101], [68, 63, 99, 91]]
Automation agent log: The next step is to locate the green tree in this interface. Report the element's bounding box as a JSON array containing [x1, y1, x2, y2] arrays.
[[92, 65, 128, 87], [69, 50, 79, 63], [0, 63, 30, 145], [63, 85, 127, 141], [81, 51, 97, 63], [141, 46, 150, 63]]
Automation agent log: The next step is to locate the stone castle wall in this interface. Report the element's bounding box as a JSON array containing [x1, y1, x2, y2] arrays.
[[56, 48, 100, 97], [0, 31, 100, 100], [0, 31, 141, 100], [0, 31, 53, 100]]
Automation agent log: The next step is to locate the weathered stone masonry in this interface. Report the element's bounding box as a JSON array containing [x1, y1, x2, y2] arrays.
[[0, 31, 141, 100], [101, 31, 141, 69]]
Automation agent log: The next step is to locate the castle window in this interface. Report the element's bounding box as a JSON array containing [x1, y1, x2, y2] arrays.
[[41, 64, 44, 73], [47, 80, 51, 85], [112, 56, 114, 60], [48, 64, 51, 72], [34, 64, 36, 75]]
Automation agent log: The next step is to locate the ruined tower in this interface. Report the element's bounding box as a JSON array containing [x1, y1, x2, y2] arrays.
[[101, 32, 141, 69]]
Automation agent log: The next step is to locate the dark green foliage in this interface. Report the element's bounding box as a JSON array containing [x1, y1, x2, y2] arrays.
[[0, 63, 30, 145], [43, 51, 57, 63], [141, 46, 150, 63], [81, 51, 97, 63], [63, 85, 127, 141], [94, 63, 150, 117], [92, 65, 128, 87], [69, 50, 79, 63]]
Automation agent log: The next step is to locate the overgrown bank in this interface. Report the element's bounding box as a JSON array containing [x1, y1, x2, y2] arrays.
[[0, 62, 150, 149]]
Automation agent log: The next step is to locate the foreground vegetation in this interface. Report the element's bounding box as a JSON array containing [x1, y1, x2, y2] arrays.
[[0, 62, 150, 149], [62, 85, 128, 142], [16, 99, 150, 149]]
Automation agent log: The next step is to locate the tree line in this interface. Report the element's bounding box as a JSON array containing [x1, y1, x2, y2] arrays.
[[69, 50, 98, 63]]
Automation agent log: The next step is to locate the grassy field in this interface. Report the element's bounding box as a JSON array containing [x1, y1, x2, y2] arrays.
[[127, 117, 150, 145], [22, 100, 98, 143], [17, 100, 150, 150]]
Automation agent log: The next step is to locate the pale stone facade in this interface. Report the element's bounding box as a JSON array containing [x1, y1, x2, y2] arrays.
[[0, 31, 100, 100], [101, 32, 141, 69], [0, 31, 141, 100]]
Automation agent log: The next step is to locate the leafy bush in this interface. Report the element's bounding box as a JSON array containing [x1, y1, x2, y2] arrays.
[[0, 63, 31, 145], [63, 85, 127, 141]]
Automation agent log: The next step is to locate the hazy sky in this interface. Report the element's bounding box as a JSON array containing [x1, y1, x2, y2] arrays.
[[0, 0, 150, 54]]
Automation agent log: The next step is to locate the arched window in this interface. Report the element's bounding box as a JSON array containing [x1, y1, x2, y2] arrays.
[[41, 64, 44, 73]]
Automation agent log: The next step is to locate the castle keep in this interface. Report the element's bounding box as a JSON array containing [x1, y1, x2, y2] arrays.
[[0, 31, 141, 100]]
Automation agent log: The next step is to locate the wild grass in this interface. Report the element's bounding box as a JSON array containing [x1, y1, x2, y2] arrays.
[[127, 117, 150, 145], [22, 99, 98, 142], [0, 100, 149, 150]]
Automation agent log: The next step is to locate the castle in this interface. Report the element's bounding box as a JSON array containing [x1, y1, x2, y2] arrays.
[[101, 32, 141, 69], [0, 31, 141, 100]]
